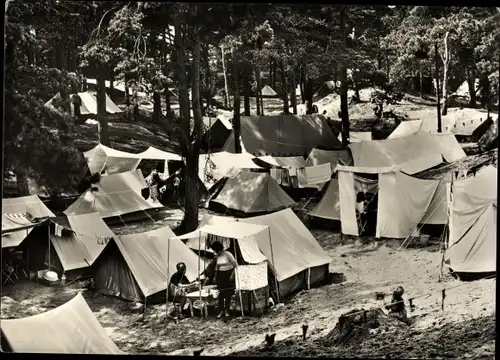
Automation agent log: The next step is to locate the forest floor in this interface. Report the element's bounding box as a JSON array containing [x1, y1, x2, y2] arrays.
[[1, 214, 496, 358]]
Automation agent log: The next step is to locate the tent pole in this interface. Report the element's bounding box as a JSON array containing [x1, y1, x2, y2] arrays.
[[47, 224, 51, 271], [307, 268, 311, 290], [198, 231, 202, 303], [234, 238, 245, 318], [267, 227, 280, 304], [166, 236, 170, 323]]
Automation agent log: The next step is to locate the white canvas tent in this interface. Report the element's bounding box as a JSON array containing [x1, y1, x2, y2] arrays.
[[137, 146, 183, 176], [48, 213, 115, 275], [446, 165, 497, 274], [0, 293, 122, 354], [93, 226, 203, 302], [198, 152, 262, 189], [208, 169, 296, 215], [45, 91, 123, 117], [306, 148, 353, 166], [84, 144, 142, 175], [337, 164, 444, 238], [222, 115, 343, 156], [349, 131, 461, 175], [180, 209, 332, 299], [2, 195, 55, 248], [261, 85, 278, 97], [309, 178, 341, 221], [64, 169, 162, 219]]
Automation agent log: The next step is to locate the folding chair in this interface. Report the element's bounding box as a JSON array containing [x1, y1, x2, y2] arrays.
[[3, 266, 17, 285]]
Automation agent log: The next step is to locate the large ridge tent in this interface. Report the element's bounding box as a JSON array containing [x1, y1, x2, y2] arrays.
[[174, 222, 270, 312], [337, 164, 445, 238], [64, 169, 162, 220], [306, 148, 353, 166], [198, 152, 262, 189], [45, 91, 123, 119], [388, 120, 425, 139], [84, 144, 142, 175], [2, 195, 55, 249], [349, 131, 464, 175], [43, 213, 115, 278], [256, 156, 308, 169], [207, 169, 297, 216], [93, 225, 203, 302], [182, 209, 332, 299], [222, 115, 343, 156], [446, 165, 497, 274], [0, 293, 122, 354], [201, 117, 233, 151], [261, 85, 278, 98]]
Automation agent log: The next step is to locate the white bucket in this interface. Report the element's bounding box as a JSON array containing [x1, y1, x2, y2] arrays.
[[419, 234, 430, 247], [43, 270, 59, 282]]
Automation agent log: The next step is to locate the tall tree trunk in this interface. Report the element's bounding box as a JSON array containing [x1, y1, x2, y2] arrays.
[[165, 87, 172, 119], [15, 170, 30, 196], [300, 66, 306, 103], [221, 45, 230, 108], [255, 64, 262, 116], [434, 43, 442, 133], [181, 18, 203, 233], [153, 90, 161, 123], [498, 48, 500, 120], [441, 32, 451, 116], [339, 6, 350, 147], [280, 61, 290, 114], [243, 62, 251, 116], [272, 60, 277, 90], [96, 73, 110, 145], [202, 44, 214, 112], [291, 64, 297, 114], [269, 60, 273, 88], [124, 76, 130, 107], [466, 67, 477, 107], [231, 48, 242, 153], [419, 61, 423, 98]]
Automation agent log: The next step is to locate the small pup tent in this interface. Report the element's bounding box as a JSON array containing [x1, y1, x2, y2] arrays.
[[0, 293, 122, 354], [223, 115, 342, 156], [207, 169, 296, 216], [46, 213, 115, 278], [84, 144, 142, 175], [261, 85, 278, 98], [446, 165, 497, 274], [92, 226, 202, 302], [136, 146, 183, 176], [2, 195, 54, 249], [45, 91, 123, 120], [309, 178, 341, 221], [337, 131, 372, 143], [201, 117, 233, 151], [64, 169, 162, 220]]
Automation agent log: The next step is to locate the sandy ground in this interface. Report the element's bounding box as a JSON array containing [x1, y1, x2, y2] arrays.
[[1, 218, 495, 357]]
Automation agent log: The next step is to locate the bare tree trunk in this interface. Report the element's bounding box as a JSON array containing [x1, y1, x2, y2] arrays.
[[243, 61, 251, 115], [182, 20, 203, 233], [153, 90, 161, 123], [202, 44, 214, 112], [280, 61, 290, 114], [231, 47, 242, 153], [96, 73, 110, 146], [419, 61, 423, 98], [466, 67, 477, 107], [255, 65, 263, 116], [221, 45, 230, 108], [434, 43, 442, 133], [124, 76, 130, 107], [441, 32, 451, 116], [339, 6, 350, 147], [272, 60, 277, 90], [16, 170, 30, 196], [291, 64, 297, 114]]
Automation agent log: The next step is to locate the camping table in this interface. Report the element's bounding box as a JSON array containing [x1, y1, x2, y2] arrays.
[[185, 288, 219, 318]]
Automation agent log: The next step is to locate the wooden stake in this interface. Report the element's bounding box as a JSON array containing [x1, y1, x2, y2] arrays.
[[441, 289, 446, 311]]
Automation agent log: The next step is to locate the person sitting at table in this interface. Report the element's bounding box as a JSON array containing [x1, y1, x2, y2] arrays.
[[210, 241, 238, 319], [168, 262, 191, 318]]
